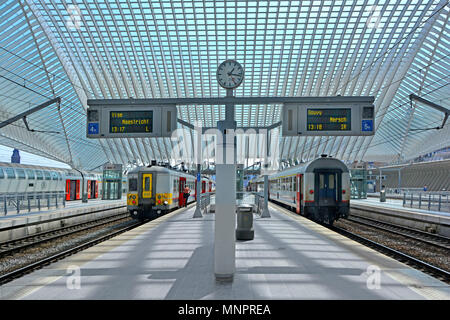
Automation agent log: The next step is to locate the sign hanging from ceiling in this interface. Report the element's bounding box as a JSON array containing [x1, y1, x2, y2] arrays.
[[282, 101, 375, 136], [86, 105, 177, 138]]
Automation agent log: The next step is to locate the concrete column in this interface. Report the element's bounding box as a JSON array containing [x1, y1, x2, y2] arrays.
[[261, 175, 270, 218], [214, 88, 236, 281]]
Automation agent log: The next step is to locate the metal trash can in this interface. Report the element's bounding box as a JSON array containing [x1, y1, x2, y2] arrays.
[[380, 189, 386, 202], [236, 204, 254, 240]]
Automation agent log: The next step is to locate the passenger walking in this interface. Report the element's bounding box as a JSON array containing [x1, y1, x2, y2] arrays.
[[183, 186, 190, 207]]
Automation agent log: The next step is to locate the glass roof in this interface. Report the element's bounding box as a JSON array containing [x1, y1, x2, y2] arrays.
[[0, 0, 448, 170]]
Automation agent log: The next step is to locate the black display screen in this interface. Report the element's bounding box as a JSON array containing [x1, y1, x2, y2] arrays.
[[109, 111, 153, 134], [307, 108, 351, 131]]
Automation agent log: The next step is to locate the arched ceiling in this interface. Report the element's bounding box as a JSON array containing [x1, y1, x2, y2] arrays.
[[0, 0, 448, 170]]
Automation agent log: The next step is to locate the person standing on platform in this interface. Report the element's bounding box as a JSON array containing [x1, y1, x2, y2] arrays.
[[183, 185, 190, 207]]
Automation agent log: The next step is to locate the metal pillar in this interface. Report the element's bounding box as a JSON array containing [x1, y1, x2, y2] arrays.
[[261, 130, 271, 218], [193, 164, 203, 218], [214, 88, 236, 282], [193, 119, 203, 218]]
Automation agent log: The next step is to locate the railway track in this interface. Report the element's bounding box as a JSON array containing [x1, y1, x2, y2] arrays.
[[0, 212, 131, 257], [330, 224, 450, 284], [346, 214, 450, 251], [268, 200, 450, 283], [0, 219, 143, 285]]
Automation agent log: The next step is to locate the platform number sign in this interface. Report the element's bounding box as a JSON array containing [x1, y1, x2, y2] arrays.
[[88, 122, 99, 135], [362, 119, 373, 132]]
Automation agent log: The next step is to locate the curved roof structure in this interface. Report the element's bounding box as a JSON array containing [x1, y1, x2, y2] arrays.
[[0, 0, 448, 170]]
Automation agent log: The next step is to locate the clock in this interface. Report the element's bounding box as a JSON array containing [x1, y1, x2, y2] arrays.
[[216, 60, 244, 89]]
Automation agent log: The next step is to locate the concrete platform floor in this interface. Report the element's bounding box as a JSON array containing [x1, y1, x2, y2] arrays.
[[1, 203, 449, 300]]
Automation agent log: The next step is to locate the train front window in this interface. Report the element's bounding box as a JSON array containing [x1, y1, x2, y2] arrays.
[[144, 177, 150, 191], [329, 175, 335, 189], [129, 178, 138, 191]]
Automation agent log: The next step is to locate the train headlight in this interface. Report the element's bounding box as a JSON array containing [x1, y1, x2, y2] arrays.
[[132, 200, 136, 205], [158, 200, 161, 204], [309, 189, 314, 194], [164, 201, 168, 205]]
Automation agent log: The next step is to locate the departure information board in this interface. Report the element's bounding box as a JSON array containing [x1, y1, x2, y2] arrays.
[[282, 99, 375, 136], [109, 111, 153, 134], [306, 108, 351, 131], [86, 104, 177, 138]]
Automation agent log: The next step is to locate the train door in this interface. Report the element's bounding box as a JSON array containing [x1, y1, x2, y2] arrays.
[[66, 180, 71, 201], [95, 181, 99, 198], [89, 181, 96, 198], [316, 171, 339, 206], [87, 180, 91, 199], [69, 180, 77, 200], [179, 177, 186, 206], [76, 180, 80, 199], [142, 174, 152, 199], [296, 174, 302, 214]]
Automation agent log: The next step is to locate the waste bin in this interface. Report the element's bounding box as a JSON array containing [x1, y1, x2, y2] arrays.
[[236, 204, 254, 240], [380, 189, 386, 202]]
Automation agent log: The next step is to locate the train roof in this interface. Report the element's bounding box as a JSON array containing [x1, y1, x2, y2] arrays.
[[0, 162, 101, 177], [128, 165, 212, 181], [250, 157, 349, 182]]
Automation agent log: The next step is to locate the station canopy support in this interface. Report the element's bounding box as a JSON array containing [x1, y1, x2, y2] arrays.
[[86, 94, 375, 282]]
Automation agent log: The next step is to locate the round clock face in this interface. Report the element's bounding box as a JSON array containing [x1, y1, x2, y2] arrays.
[[216, 60, 244, 89]]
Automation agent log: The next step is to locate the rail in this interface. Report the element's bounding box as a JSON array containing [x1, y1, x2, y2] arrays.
[[1, 191, 66, 216], [402, 192, 450, 212], [198, 192, 214, 212]]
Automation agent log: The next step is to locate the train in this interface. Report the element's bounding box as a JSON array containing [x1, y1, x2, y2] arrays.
[[249, 155, 350, 225], [0, 162, 102, 201], [127, 165, 214, 220]]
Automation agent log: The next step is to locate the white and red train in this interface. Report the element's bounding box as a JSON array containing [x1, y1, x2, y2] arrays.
[[249, 155, 350, 224], [127, 165, 214, 220], [0, 162, 102, 201]]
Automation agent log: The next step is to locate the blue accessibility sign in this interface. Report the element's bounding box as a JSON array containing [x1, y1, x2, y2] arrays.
[[88, 122, 99, 134], [361, 120, 373, 132]]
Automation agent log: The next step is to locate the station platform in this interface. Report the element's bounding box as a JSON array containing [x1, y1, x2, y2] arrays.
[[0, 198, 126, 242], [350, 198, 450, 237], [1, 203, 449, 300], [352, 197, 450, 217]]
